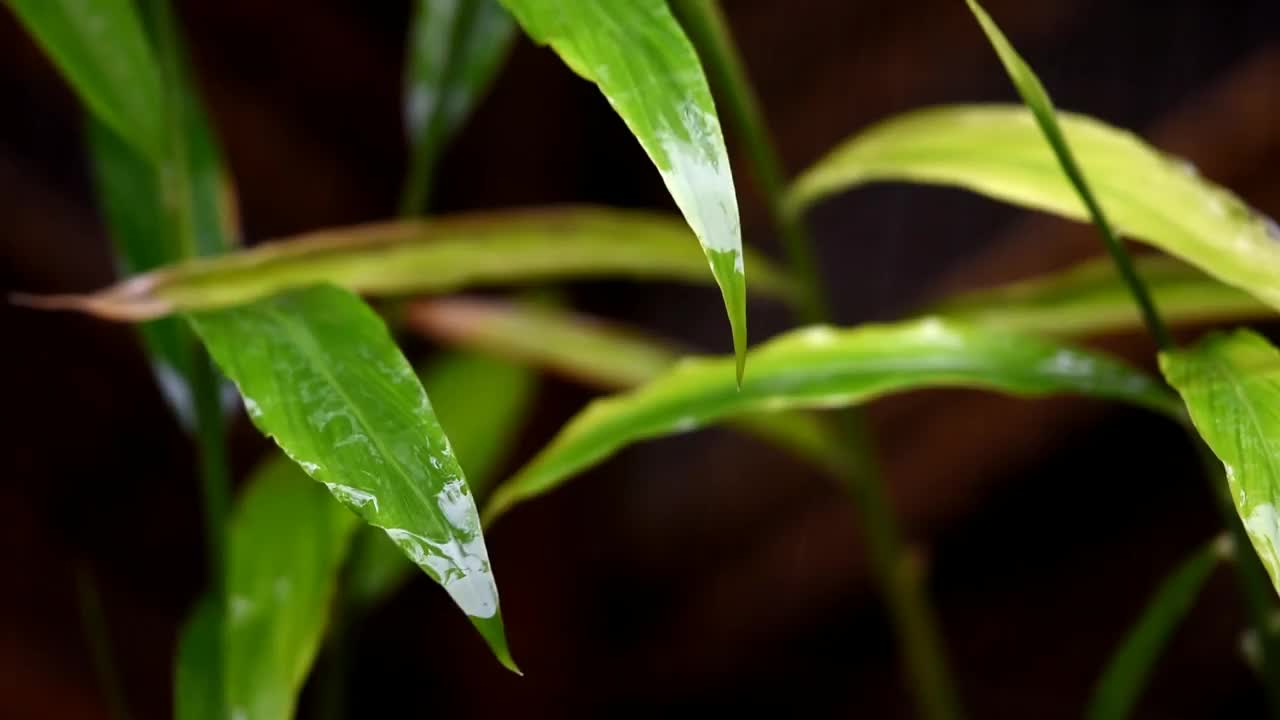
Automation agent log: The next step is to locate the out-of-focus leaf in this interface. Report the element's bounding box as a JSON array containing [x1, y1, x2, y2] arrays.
[[400, 0, 515, 214], [7, 0, 164, 158], [486, 317, 1181, 520], [17, 207, 791, 322], [1160, 331, 1280, 596], [174, 597, 219, 720], [933, 255, 1269, 337], [786, 103, 1280, 317], [1086, 537, 1226, 720], [499, 0, 747, 377], [345, 351, 536, 610], [222, 456, 359, 720], [186, 284, 518, 672]]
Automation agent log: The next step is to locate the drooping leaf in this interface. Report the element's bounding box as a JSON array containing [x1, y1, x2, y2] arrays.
[[17, 207, 791, 322], [1086, 537, 1226, 720], [1160, 331, 1280, 596], [407, 296, 847, 476], [486, 317, 1181, 520], [498, 0, 747, 376], [932, 255, 1269, 337], [400, 0, 516, 214], [345, 351, 536, 610], [224, 456, 358, 720], [8, 0, 165, 159], [186, 284, 518, 672], [786, 103, 1280, 317]]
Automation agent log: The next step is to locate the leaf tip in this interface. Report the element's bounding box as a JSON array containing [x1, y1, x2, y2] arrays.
[[470, 612, 522, 676]]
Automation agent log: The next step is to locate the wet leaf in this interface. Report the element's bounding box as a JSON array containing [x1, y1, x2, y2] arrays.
[[487, 317, 1180, 520], [17, 207, 791, 322], [1086, 537, 1226, 720], [499, 0, 747, 376], [8, 0, 164, 158], [787, 102, 1280, 317], [187, 284, 517, 672], [401, 0, 516, 214], [345, 351, 536, 610], [1160, 331, 1280, 596], [932, 255, 1268, 337]]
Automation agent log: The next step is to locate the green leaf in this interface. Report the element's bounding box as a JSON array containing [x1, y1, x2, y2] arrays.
[[223, 456, 359, 720], [18, 207, 791, 322], [498, 0, 747, 377], [409, 296, 848, 476], [345, 351, 536, 610], [1160, 330, 1280, 596], [486, 317, 1181, 520], [932, 255, 1269, 337], [785, 102, 1280, 317], [400, 0, 516, 214], [186, 284, 518, 672], [174, 597, 220, 720], [8, 0, 165, 159], [1086, 537, 1226, 720]]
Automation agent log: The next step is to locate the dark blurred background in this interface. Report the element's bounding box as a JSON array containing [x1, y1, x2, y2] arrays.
[[4, 0, 1280, 717]]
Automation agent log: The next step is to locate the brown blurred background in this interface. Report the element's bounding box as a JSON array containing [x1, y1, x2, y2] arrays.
[[4, 0, 1280, 717]]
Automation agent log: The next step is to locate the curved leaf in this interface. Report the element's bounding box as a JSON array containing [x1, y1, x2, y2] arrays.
[[223, 456, 359, 720], [17, 206, 791, 322], [187, 284, 517, 672], [401, 0, 516, 214], [498, 0, 747, 376], [486, 317, 1181, 520], [407, 296, 846, 475], [1086, 537, 1226, 720], [932, 255, 1269, 337], [8, 0, 164, 159], [1160, 331, 1280, 596], [346, 351, 536, 610], [786, 103, 1280, 316]]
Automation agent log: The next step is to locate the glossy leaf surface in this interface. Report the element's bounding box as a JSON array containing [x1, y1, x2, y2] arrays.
[[187, 284, 516, 671], [20, 207, 791, 322], [487, 317, 1180, 520], [499, 0, 747, 375], [408, 296, 846, 476], [933, 255, 1268, 337], [1161, 331, 1280, 596], [401, 0, 515, 213], [1086, 538, 1225, 720], [346, 351, 536, 610], [223, 456, 358, 720], [8, 0, 164, 158], [787, 102, 1280, 315]]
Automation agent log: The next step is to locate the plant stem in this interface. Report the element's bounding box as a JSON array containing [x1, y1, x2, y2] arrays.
[[672, 3, 963, 718], [75, 565, 133, 720]]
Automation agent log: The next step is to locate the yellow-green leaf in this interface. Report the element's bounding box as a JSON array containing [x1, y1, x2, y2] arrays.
[[499, 0, 747, 376]]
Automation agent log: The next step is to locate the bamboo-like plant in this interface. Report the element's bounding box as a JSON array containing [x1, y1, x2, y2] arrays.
[[10, 1, 1280, 718]]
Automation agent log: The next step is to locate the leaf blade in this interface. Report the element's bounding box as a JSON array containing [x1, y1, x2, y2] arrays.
[[499, 0, 747, 374], [187, 284, 517, 671], [486, 317, 1180, 520], [19, 206, 791, 321], [1160, 331, 1280, 596]]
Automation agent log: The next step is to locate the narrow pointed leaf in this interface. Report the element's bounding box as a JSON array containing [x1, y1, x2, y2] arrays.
[[223, 456, 359, 720], [786, 102, 1280, 315], [346, 351, 536, 610], [17, 207, 791, 322], [8, 0, 164, 159], [933, 255, 1269, 337], [1160, 331, 1280, 596], [186, 284, 517, 671], [401, 0, 516, 214], [486, 317, 1180, 520], [499, 0, 747, 374], [1086, 537, 1226, 720], [407, 296, 846, 475]]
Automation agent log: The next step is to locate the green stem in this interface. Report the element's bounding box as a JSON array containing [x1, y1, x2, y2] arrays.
[[673, 3, 963, 718], [75, 565, 133, 720]]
